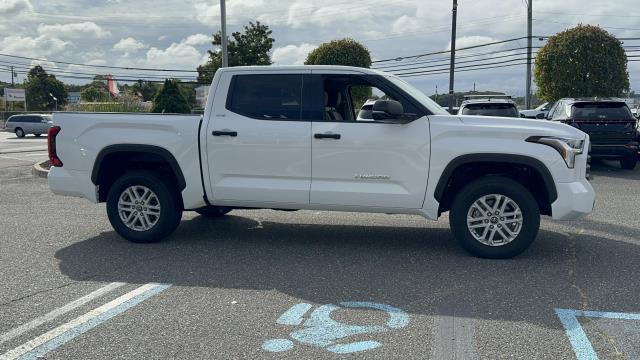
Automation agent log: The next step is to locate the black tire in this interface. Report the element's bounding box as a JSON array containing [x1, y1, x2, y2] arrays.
[[106, 171, 182, 243], [15, 128, 25, 138], [195, 206, 231, 218], [620, 156, 637, 170], [34, 134, 42, 137], [449, 176, 540, 259]]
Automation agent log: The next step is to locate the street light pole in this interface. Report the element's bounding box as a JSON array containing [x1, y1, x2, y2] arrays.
[[220, 0, 229, 68], [525, 0, 533, 109], [448, 0, 458, 112]]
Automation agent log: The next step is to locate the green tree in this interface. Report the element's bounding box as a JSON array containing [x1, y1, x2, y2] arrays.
[[304, 38, 372, 68], [534, 24, 629, 102], [197, 21, 275, 84], [130, 80, 160, 102], [151, 79, 191, 113], [80, 85, 110, 102], [24, 66, 68, 110], [306, 38, 373, 108]]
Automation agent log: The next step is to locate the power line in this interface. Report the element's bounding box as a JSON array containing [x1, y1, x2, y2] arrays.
[[376, 51, 538, 73], [372, 37, 531, 64], [398, 62, 529, 78], [373, 47, 540, 70], [0, 52, 206, 73], [390, 57, 530, 77]]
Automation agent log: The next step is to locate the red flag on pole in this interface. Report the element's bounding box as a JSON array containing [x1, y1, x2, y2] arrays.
[[107, 75, 120, 97]]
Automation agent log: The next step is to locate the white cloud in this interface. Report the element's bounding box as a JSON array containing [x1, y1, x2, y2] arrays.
[[38, 22, 111, 39], [183, 34, 211, 46], [0, 0, 31, 16], [145, 42, 208, 68], [447, 36, 499, 51], [113, 37, 147, 56], [0, 35, 68, 57], [272, 43, 317, 65]]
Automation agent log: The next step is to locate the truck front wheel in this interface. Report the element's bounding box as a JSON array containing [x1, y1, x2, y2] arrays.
[[449, 176, 540, 259], [106, 171, 182, 243]]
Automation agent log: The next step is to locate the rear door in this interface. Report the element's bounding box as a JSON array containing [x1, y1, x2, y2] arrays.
[[206, 70, 312, 206], [308, 72, 431, 209]]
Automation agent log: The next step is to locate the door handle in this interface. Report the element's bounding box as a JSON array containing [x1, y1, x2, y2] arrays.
[[314, 133, 341, 140], [212, 130, 238, 137]]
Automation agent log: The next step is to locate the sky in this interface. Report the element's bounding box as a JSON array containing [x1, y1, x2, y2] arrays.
[[0, 0, 638, 97]]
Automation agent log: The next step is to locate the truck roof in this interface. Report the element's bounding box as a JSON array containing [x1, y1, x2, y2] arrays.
[[216, 65, 388, 76]]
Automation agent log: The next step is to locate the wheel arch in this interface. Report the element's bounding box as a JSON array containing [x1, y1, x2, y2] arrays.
[[92, 144, 186, 202], [434, 153, 558, 216]]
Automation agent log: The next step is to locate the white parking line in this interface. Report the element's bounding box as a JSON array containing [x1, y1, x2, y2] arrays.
[[432, 304, 478, 360], [0, 282, 126, 345], [0, 283, 170, 360]]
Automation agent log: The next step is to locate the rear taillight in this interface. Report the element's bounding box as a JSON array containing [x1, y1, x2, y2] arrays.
[[47, 126, 63, 167]]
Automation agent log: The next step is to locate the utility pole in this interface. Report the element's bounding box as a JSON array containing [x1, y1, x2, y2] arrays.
[[220, 0, 229, 68], [525, 0, 532, 109], [448, 0, 458, 112], [10, 66, 14, 86]]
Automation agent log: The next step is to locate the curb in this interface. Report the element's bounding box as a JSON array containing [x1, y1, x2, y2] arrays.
[[33, 160, 49, 178]]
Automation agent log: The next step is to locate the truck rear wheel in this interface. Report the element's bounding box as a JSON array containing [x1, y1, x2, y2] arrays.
[[106, 171, 182, 243], [449, 176, 540, 259]]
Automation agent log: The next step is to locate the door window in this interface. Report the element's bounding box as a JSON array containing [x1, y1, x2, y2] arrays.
[[319, 75, 420, 122], [226, 74, 302, 121]]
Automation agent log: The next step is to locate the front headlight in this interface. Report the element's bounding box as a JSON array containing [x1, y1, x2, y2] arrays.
[[526, 136, 585, 168]]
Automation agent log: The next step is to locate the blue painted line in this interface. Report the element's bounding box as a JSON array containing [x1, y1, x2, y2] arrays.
[[17, 284, 171, 360], [276, 303, 312, 326], [555, 309, 598, 360]]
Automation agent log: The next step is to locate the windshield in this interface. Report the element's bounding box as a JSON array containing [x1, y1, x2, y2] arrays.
[[571, 102, 634, 121], [461, 103, 520, 117], [385, 76, 449, 115]]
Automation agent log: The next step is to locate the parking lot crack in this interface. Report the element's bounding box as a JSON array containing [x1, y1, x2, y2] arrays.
[[564, 230, 624, 358], [0, 276, 96, 307]]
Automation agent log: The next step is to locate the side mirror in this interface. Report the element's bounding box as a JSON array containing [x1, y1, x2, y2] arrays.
[[371, 100, 404, 123], [535, 113, 546, 119]]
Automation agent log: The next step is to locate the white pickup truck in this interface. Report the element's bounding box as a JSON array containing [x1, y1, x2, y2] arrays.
[[47, 65, 595, 258]]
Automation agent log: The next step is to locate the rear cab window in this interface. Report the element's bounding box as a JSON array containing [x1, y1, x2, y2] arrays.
[[226, 74, 302, 121]]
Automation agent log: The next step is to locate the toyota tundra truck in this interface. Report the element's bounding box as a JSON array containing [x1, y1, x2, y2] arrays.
[[47, 65, 595, 258]]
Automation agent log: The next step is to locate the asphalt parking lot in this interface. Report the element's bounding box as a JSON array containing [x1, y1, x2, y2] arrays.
[[1, 137, 639, 359]]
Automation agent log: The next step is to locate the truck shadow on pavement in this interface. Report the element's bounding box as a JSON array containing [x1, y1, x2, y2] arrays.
[[55, 214, 640, 330]]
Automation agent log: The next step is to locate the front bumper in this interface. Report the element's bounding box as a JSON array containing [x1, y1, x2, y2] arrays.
[[48, 167, 98, 203], [551, 178, 595, 221]]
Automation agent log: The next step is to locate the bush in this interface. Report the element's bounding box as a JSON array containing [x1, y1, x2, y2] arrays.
[[304, 38, 372, 68], [151, 79, 191, 114], [534, 24, 629, 102]]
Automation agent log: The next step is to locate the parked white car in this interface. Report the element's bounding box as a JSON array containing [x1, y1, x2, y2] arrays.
[[47, 65, 595, 258], [457, 96, 521, 118], [520, 102, 552, 119]]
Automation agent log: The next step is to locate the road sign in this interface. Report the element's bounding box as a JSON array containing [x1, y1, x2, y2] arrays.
[[5, 88, 25, 102]]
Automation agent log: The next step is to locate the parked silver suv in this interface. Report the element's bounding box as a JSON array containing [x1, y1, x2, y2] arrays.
[[4, 114, 53, 137]]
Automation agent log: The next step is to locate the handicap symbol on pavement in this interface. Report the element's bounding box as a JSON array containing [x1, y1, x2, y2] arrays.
[[262, 301, 410, 354]]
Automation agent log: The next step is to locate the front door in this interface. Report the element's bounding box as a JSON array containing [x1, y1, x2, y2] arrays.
[[206, 71, 312, 206], [309, 73, 431, 209]]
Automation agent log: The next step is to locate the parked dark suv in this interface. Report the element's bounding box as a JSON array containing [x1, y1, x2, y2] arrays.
[[546, 98, 638, 169]]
